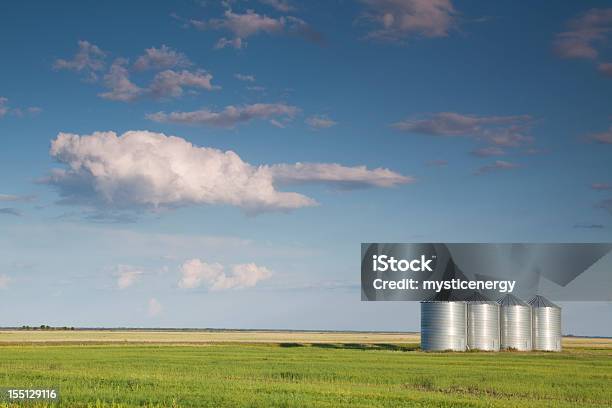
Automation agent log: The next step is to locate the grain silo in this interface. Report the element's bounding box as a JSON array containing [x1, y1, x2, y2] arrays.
[[420, 294, 467, 351], [497, 294, 532, 351], [528, 295, 562, 352], [465, 292, 500, 351]]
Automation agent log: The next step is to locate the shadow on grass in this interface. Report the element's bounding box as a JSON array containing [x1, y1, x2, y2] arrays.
[[279, 342, 305, 348], [310, 343, 419, 352]]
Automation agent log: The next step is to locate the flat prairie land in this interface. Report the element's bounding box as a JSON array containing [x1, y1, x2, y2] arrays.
[[0, 329, 419, 345], [0, 331, 610, 408]]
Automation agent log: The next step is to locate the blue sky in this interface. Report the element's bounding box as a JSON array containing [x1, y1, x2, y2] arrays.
[[0, 1, 611, 335]]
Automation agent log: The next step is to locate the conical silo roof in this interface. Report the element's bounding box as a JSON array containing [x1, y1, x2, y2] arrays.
[[497, 293, 528, 307], [528, 295, 560, 309]]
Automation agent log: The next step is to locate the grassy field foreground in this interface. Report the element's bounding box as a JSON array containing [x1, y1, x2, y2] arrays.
[[0, 332, 610, 407]]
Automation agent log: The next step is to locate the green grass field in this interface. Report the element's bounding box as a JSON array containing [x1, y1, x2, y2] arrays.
[[0, 332, 610, 407]]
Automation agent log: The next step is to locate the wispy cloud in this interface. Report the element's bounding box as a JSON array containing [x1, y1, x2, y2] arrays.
[[148, 298, 162, 317], [474, 160, 519, 175], [235, 73, 256, 82], [53, 40, 107, 81], [592, 183, 612, 191], [0, 193, 36, 202], [305, 115, 337, 129], [358, 0, 458, 42], [57, 43, 219, 102], [149, 69, 219, 98], [470, 146, 505, 157], [247, 85, 266, 92], [586, 126, 612, 144], [524, 147, 548, 155], [147, 103, 298, 127], [179, 259, 272, 290], [554, 8, 612, 77], [598, 62, 612, 77], [259, 0, 295, 13], [554, 8, 612, 60], [99, 58, 144, 101], [269, 163, 413, 189], [0, 97, 41, 119], [0, 208, 22, 216], [426, 159, 448, 167], [133, 45, 192, 71], [597, 199, 612, 215], [573, 223, 605, 229], [393, 112, 533, 146], [0, 97, 7, 118], [215, 37, 244, 49], [100, 59, 218, 102], [184, 9, 321, 49], [115, 265, 144, 289], [0, 274, 12, 289]]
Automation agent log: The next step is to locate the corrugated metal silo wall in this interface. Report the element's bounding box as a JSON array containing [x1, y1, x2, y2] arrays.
[[421, 302, 467, 351], [532, 307, 562, 351], [500, 305, 532, 351], [467, 303, 500, 351]]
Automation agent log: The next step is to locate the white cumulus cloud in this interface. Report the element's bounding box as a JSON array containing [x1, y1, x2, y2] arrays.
[[43, 130, 315, 212], [42, 131, 412, 214], [179, 259, 272, 290]]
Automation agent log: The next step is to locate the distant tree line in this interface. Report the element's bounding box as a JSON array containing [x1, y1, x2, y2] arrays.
[[20, 325, 76, 331]]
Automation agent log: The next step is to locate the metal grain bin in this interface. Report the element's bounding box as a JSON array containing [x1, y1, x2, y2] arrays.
[[528, 295, 562, 352], [421, 296, 467, 351], [497, 294, 532, 351], [466, 292, 500, 351]]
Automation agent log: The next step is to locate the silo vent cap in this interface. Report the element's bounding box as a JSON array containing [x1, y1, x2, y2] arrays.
[[497, 294, 529, 306], [528, 295, 560, 309]]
